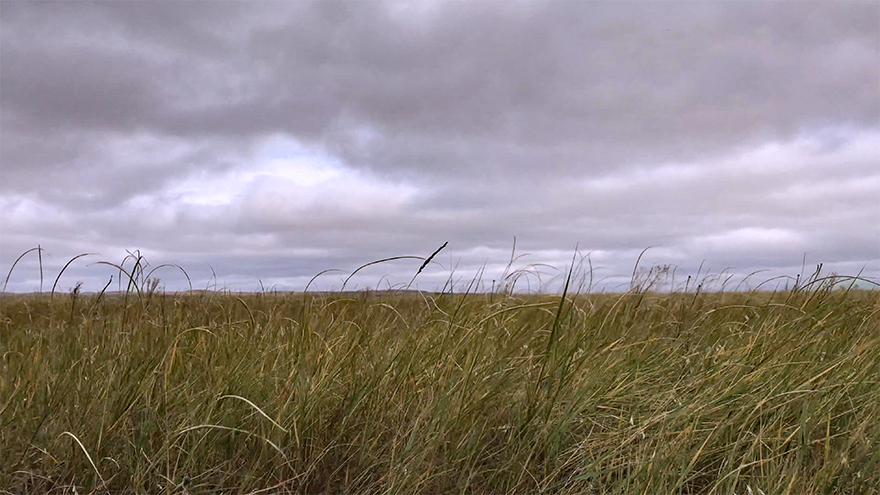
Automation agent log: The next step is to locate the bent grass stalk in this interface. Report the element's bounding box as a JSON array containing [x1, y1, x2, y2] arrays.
[[58, 431, 105, 486], [218, 395, 289, 433], [175, 424, 288, 461]]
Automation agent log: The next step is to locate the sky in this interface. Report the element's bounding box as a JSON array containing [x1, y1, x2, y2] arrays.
[[1, 0, 878, 293]]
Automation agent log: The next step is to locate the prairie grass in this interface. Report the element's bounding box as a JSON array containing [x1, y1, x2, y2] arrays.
[[1, 267, 878, 493]]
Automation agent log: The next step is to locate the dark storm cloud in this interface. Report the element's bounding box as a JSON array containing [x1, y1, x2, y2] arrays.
[[1, 0, 877, 292]]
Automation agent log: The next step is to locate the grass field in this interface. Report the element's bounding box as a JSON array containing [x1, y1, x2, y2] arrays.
[[1, 264, 878, 494]]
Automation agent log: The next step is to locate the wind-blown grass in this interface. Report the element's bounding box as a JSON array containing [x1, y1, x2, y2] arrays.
[[1, 274, 878, 493]]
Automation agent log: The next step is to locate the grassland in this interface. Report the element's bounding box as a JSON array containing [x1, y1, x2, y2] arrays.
[[1, 274, 878, 494]]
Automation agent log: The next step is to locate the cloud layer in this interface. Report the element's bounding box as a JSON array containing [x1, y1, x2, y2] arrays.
[[2, 1, 878, 292]]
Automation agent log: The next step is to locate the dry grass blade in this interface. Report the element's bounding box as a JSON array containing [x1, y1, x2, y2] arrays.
[[475, 301, 557, 327], [406, 241, 449, 290], [145, 263, 193, 292], [90, 261, 142, 299], [342, 256, 424, 291], [304, 268, 346, 292], [176, 424, 288, 460], [218, 395, 289, 433], [3, 246, 45, 293], [50, 253, 98, 298], [58, 431, 105, 486]]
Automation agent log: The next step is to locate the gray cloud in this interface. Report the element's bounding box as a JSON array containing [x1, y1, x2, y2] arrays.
[[1, 0, 877, 292]]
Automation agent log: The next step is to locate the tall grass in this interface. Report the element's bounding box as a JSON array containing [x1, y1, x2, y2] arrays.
[[1, 257, 878, 493]]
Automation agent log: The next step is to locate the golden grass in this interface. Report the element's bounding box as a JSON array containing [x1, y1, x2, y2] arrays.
[[1, 254, 878, 494]]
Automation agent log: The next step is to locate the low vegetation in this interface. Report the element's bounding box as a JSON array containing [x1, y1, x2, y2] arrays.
[[1, 254, 878, 494]]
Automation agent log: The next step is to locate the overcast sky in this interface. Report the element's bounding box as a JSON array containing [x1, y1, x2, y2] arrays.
[[1, 0, 878, 293]]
